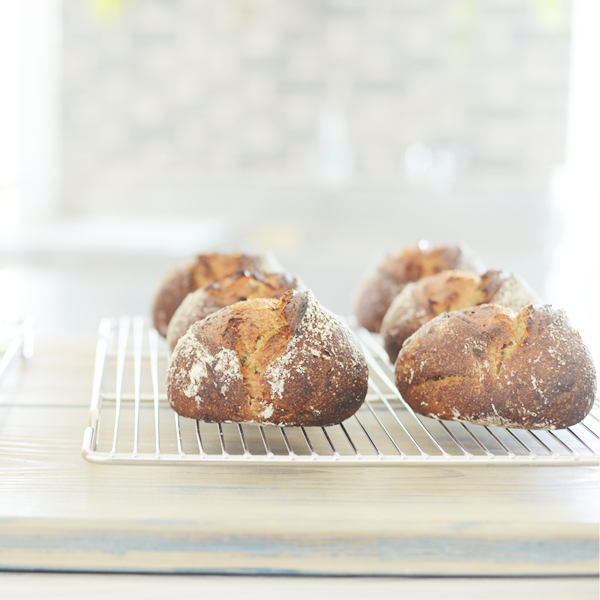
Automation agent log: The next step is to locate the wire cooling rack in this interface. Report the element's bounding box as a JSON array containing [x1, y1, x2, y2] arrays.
[[82, 316, 600, 466], [0, 317, 35, 386]]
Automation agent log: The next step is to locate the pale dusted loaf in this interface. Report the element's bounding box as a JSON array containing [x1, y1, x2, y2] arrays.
[[353, 241, 482, 333], [395, 304, 596, 430], [167, 290, 368, 427], [152, 252, 278, 337], [381, 269, 540, 363], [166, 270, 300, 351]]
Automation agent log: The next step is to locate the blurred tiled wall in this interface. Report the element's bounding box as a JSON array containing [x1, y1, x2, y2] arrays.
[[61, 0, 571, 214]]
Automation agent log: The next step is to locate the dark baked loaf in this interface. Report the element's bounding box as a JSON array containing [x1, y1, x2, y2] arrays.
[[381, 269, 540, 363], [166, 270, 301, 351], [152, 252, 278, 337], [353, 241, 482, 333], [395, 303, 596, 430], [167, 290, 369, 427]]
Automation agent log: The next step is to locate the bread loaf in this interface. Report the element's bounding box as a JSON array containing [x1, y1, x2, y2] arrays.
[[381, 269, 540, 363], [167, 290, 369, 427], [152, 252, 278, 337], [395, 303, 596, 430], [354, 241, 482, 333], [166, 270, 300, 351]]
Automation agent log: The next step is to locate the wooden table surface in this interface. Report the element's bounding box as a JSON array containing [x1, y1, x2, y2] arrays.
[[0, 335, 598, 595]]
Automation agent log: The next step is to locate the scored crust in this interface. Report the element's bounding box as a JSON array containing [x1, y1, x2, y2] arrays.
[[395, 304, 597, 430], [353, 241, 482, 333], [152, 252, 278, 337], [167, 290, 369, 427], [381, 269, 540, 363], [166, 270, 300, 351]]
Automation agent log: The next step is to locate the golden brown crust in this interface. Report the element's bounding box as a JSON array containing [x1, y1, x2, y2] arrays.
[[151, 253, 274, 337], [166, 270, 299, 351], [353, 241, 482, 333], [381, 269, 539, 363], [167, 290, 369, 427], [395, 304, 597, 430]]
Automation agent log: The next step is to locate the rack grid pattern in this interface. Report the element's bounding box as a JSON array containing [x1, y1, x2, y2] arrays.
[[82, 316, 600, 466]]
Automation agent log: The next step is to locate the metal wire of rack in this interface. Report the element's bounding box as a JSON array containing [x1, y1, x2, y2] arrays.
[[82, 315, 600, 466], [0, 317, 35, 386]]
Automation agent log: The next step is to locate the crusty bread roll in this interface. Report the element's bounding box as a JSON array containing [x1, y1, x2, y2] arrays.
[[381, 269, 540, 363], [166, 270, 301, 351], [167, 290, 369, 427], [354, 241, 482, 333], [152, 252, 278, 337], [395, 304, 596, 430]]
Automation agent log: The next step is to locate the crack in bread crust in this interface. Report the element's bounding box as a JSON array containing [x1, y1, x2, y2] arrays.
[[416, 374, 477, 386], [232, 302, 292, 413], [487, 309, 529, 378], [190, 254, 262, 289]]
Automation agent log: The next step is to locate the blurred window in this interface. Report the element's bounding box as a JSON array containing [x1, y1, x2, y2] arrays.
[[547, 0, 600, 360]]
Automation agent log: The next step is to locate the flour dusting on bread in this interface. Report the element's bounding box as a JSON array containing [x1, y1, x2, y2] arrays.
[[167, 327, 241, 406], [265, 294, 341, 400]]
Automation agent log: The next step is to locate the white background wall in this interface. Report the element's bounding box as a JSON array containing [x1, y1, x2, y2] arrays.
[[60, 0, 571, 213]]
